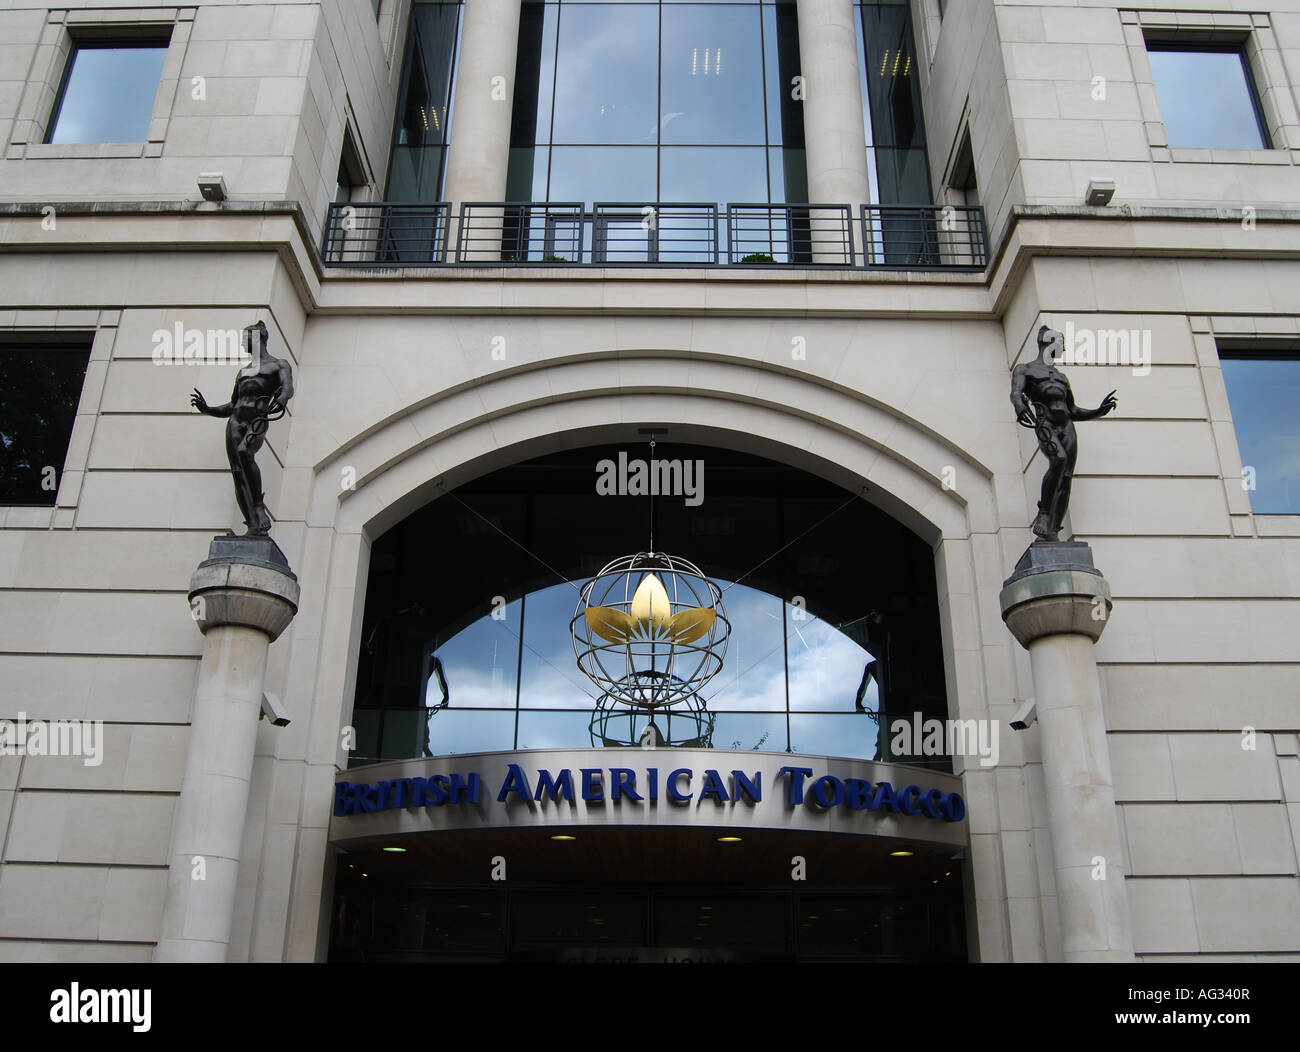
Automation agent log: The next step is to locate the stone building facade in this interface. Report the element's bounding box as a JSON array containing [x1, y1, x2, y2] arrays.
[[0, 0, 1297, 962]]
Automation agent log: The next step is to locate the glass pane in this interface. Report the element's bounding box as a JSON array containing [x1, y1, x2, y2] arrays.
[[519, 583, 600, 707], [429, 599, 521, 708], [859, 3, 924, 150], [1148, 48, 1269, 149], [513, 891, 644, 949], [421, 891, 505, 955], [703, 584, 785, 710], [769, 147, 807, 203], [655, 892, 787, 954], [387, 144, 445, 202], [660, 4, 766, 145], [549, 146, 656, 203], [348, 709, 381, 767], [511, 0, 558, 145], [710, 711, 786, 751], [516, 709, 597, 749], [1220, 357, 1300, 514], [766, 1, 804, 147], [786, 605, 877, 712], [505, 146, 549, 200], [660, 146, 767, 204], [394, 3, 460, 149], [48, 45, 168, 144], [873, 146, 930, 206], [551, 4, 659, 144], [423, 708, 516, 756], [788, 712, 879, 760], [0, 345, 91, 504]]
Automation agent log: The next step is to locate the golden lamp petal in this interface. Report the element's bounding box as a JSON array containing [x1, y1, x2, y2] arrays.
[[585, 606, 635, 644], [629, 573, 672, 632], [664, 606, 715, 644]]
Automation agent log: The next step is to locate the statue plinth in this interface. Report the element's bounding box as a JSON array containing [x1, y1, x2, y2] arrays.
[[999, 541, 1111, 646], [189, 535, 298, 641], [998, 538, 1133, 961], [155, 536, 298, 963]]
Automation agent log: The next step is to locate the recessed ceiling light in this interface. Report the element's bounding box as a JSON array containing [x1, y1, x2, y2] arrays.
[[889, 850, 914, 857], [715, 835, 743, 843], [551, 834, 577, 841], [382, 846, 406, 853]]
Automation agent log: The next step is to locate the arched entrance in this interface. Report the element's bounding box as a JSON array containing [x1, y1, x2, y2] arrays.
[[325, 441, 971, 961]]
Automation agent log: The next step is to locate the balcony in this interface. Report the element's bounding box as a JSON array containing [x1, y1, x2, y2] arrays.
[[322, 201, 988, 272]]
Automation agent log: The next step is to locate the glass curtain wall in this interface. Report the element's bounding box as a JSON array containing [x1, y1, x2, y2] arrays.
[[505, 0, 807, 208], [351, 445, 951, 769]]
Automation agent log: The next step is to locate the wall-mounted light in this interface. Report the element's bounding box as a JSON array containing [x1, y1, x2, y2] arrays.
[[1085, 178, 1115, 206], [198, 172, 227, 202]]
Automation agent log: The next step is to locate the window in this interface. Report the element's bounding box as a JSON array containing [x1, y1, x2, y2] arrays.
[[503, 1, 806, 208], [1218, 349, 1300, 515], [948, 128, 977, 209], [0, 341, 92, 505], [351, 444, 952, 768], [335, 130, 366, 203], [855, 1, 931, 205], [1146, 43, 1271, 150], [386, 1, 463, 202], [45, 39, 169, 144]]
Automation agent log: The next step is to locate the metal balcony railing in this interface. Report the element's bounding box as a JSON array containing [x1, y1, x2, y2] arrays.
[[727, 203, 854, 266], [322, 201, 451, 266], [860, 204, 987, 270], [592, 202, 719, 265], [458, 201, 585, 263], [321, 201, 989, 271]]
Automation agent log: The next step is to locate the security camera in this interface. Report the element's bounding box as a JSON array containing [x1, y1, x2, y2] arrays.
[[1010, 697, 1037, 731], [260, 692, 291, 728]]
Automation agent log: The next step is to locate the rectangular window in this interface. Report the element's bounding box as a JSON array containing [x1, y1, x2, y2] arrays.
[[1218, 349, 1300, 515], [1146, 43, 1272, 150], [45, 39, 170, 144], [0, 341, 92, 505], [505, 1, 805, 209]]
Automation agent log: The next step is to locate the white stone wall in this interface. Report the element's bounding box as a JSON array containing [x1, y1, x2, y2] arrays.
[[0, 1, 402, 246], [1001, 240, 1300, 960], [990, 1, 1300, 212]]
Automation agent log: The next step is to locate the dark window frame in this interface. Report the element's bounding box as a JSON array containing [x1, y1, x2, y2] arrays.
[[0, 336, 94, 507]]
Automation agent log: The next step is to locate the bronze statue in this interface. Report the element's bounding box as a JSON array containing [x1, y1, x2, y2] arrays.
[[1011, 324, 1117, 542], [191, 321, 293, 537]]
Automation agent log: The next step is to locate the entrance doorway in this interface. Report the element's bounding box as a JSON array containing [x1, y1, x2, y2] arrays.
[[328, 827, 966, 962]]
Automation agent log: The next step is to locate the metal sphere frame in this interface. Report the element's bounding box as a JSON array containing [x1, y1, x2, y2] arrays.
[[589, 679, 716, 749], [570, 551, 730, 711]]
